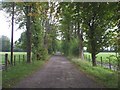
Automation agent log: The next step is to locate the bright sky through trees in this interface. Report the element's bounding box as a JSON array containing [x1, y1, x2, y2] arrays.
[[0, 10, 24, 42]]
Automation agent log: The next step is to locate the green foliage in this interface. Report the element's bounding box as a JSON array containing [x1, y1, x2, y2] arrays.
[[15, 32, 27, 51], [61, 40, 70, 56], [0, 35, 10, 52], [31, 14, 44, 60], [82, 3, 117, 54], [2, 2, 119, 65], [59, 2, 118, 66], [69, 38, 79, 57], [61, 38, 79, 57], [32, 47, 48, 61], [55, 40, 62, 52]]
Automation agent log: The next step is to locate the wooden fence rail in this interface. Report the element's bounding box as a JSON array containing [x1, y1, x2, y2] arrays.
[[23, 55, 25, 62], [3, 53, 27, 71]]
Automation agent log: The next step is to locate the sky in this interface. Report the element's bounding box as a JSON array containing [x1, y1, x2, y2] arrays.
[[0, 10, 25, 43]]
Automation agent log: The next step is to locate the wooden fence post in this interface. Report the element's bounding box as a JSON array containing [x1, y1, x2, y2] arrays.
[[89, 55, 91, 62], [109, 58, 111, 70], [85, 55, 86, 60], [14, 55, 16, 66], [23, 55, 25, 62], [19, 55, 20, 63], [85, 55, 87, 61], [101, 57, 103, 67], [5, 53, 8, 71], [86, 55, 87, 60]]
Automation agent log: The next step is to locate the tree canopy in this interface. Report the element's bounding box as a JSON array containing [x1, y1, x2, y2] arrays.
[[1, 2, 119, 66]]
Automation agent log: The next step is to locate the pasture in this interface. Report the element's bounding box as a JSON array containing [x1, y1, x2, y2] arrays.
[[84, 52, 117, 63], [0, 52, 27, 64], [84, 52, 118, 70], [1, 52, 117, 65]]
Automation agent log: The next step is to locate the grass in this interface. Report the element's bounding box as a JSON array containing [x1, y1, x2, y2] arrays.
[[2, 55, 50, 88], [0, 70, 1, 88], [69, 57, 118, 88], [1, 52, 118, 88], [84, 52, 118, 65], [0, 52, 27, 64]]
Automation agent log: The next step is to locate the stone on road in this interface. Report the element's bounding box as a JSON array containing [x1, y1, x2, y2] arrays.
[[14, 55, 103, 88]]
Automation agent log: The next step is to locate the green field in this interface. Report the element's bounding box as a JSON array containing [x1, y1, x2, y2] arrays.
[[84, 52, 118, 65], [1, 52, 118, 65], [0, 52, 27, 64]]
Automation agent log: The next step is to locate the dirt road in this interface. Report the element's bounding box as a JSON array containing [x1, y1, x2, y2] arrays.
[[14, 55, 104, 88]]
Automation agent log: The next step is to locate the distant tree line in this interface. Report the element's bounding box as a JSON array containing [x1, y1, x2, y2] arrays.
[[0, 35, 117, 53], [0, 35, 26, 52], [0, 35, 10, 52]]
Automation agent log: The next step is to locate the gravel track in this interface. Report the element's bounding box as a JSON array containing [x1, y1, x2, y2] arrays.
[[14, 55, 104, 88]]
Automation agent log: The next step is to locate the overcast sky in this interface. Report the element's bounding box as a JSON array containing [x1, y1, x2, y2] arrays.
[[0, 10, 24, 42]]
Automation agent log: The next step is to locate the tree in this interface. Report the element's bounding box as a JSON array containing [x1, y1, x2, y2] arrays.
[[81, 3, 117, 66], [58, 2, 84, 58], [74, 3, 84, 60], [2, 2, 28, 63], [59, 3, 74, 56], [0, 35, 10, 52], [14, 31, 27, 51], [24, 3, 32, 63], [31, 2, 48, 60], [10, 2, 15, 65], [58, 2, 118, 66]]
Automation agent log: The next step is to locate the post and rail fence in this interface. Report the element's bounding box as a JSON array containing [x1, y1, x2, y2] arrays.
[[2, 53, 27, 71], [2, 53, 119, 71], [84, 55, 118, 71]]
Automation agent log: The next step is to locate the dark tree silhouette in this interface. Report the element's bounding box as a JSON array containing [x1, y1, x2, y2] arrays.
[[10, 2, 15, 65]]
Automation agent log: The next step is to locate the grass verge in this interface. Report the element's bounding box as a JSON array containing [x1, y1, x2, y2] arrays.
[[2, 55, 51, 88], [69, 57, 118, 88]]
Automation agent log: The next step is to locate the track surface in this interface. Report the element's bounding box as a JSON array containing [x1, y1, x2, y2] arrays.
[[14, 55, 103, 88]]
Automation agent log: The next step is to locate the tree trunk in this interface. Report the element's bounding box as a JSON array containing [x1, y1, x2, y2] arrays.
[[44, 31, 48, 49], [26, 5, 32, 63], [76, 3, 84, 60], [90, 39, 97, 66], [91, 53, 96, 66], [10, 2, 15, 65], [77, 21, 84, 60], [89, 22, 97, 66], [79, 38, 84, 60], [74, 21, 77, 38], [67, 24, 70, 41]]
